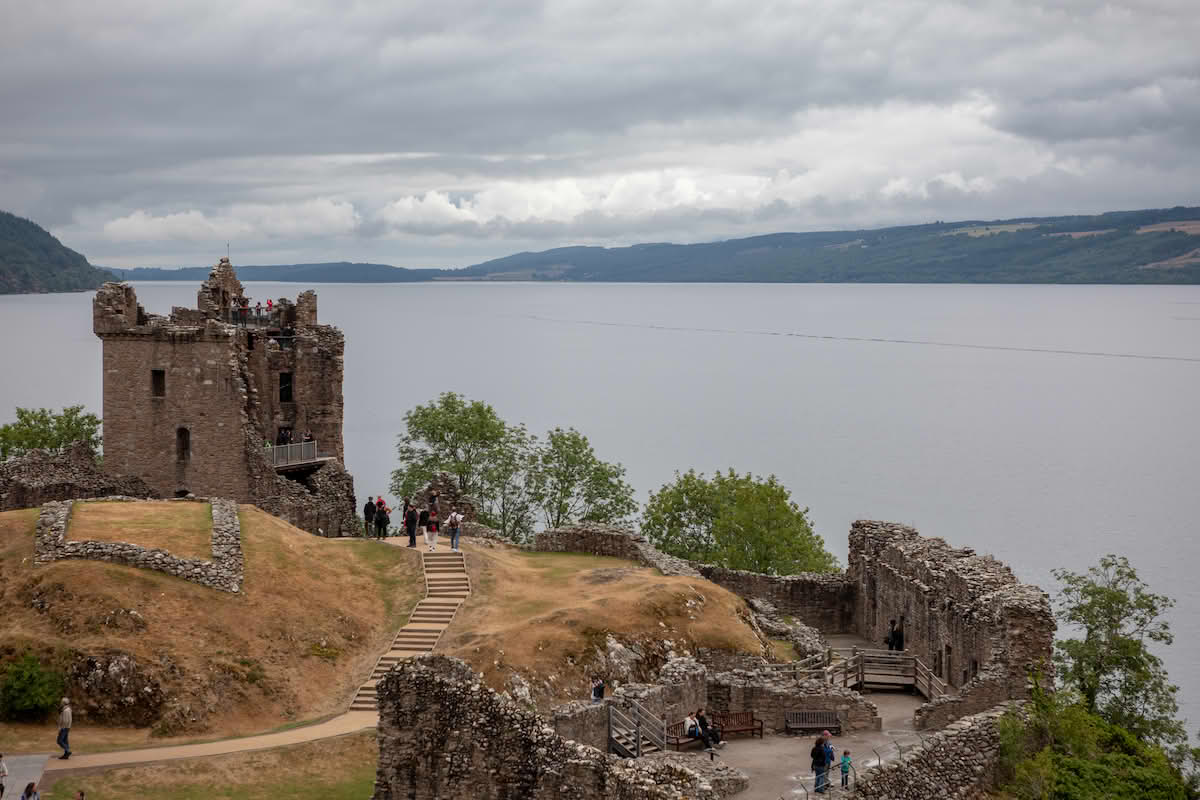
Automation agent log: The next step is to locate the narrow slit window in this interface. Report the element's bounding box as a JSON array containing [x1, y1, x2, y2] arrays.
[[151, 369, 166, 397], [279, 372, 293, 403], [176, 427, 190, 462]]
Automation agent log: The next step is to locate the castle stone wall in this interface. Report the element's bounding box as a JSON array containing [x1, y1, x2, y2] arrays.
[[532, 523, 701, 577], [696, 565, 855, 633], [848, 520, 1053, 698], [705, 669, 880, 734], [854, 704, 1015, 799], [0, 443, 157, 511], [373, 654, 745, 800]]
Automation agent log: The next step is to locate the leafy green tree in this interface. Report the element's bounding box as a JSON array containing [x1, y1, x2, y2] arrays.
[[0, 654, 65, 722], [1053, 555, 1188, 751], [530, 427, 636, 529], [0, 405, 102, 461], [477, 424, 539, 543], [996, 684, 1191, 800], [642, 469, 838, 575], [390, 393, 508, 500]]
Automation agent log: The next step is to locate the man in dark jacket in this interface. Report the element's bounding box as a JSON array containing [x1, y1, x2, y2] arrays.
[[405, 505, 418, 548], [374, 504, 390, 540], [363, 497, 375, 538]]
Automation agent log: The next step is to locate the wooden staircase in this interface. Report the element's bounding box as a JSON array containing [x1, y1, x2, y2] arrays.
[[349, 545, 470, 711]]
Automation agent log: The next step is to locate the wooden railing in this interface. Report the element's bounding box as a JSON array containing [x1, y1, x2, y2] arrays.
[[914, 657, 948, 699]]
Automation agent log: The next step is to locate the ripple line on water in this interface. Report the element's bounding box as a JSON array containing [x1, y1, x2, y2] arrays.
[[520, 314, 1200, 364]]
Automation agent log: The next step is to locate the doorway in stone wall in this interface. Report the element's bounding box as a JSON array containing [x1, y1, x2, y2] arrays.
[[944, 644, 953, 686]]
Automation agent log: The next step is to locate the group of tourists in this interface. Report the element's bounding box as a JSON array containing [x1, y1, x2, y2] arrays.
[[362, 492, 464, 552], [885, 618, 905, 651], [685, 708, 726, 752], [810, 730, 851, 792], [230, 295, 274, 325]]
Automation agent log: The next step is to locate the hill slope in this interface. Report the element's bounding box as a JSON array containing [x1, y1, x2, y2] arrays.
[[111, 205, 1200, 284], [0, 505, 422, 750], [0, 210, 114, 293], [440, 545, 766, 710]]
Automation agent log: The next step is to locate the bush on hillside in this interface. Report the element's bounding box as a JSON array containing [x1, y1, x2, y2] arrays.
[[0, 653, 66, 722]]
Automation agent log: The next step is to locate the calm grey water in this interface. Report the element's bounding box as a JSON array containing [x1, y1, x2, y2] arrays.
[[3, 281, 1199, 728]]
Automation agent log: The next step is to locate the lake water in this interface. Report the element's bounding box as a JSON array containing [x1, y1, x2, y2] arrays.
[[2, 281, 1199, 729]]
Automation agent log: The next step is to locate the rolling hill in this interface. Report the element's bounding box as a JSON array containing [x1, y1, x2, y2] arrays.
[[110, 205, 1200, 284], [0, 210, 115, 294]]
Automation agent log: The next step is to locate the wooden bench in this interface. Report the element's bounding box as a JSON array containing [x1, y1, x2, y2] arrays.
[[712, 711, 764, 739], [665, 721, 706, 750], [785, 710, 841, 736]]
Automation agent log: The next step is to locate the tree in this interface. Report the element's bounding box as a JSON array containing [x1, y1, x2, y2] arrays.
[[390, 393, 508, 500], [477, 424, 539, 543], [1052, 555, 1187, 751], [642, 469, 838, 575], [530, 427, 637, 529], [0, 405, 102, 461], [0, 654, 65, 722]]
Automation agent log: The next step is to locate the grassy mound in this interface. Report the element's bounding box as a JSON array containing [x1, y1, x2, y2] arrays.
[[69, 500, 214, 559], [0, 505, 421, 749], [441, 545, 765, 708]]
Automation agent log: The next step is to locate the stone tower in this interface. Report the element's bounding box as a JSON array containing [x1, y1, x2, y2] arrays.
[[92, 258, 357, 536]]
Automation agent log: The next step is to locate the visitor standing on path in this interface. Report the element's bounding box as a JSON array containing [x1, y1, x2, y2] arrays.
[[447, 508, 464, 552], [885, 619, 898, 650], [375, 504, 390, 540], [428, 510, 440, 549], [405, 504, 418, 548], [841, 750, 852, 789], [823, 731, 836, 790], [0, 751, 8, 798], [19, 782, 37, 800], [56, 698, 71, 759], [811, 736, 827, 793], [590, 677, 605, 703], [363, 496, 375, 538], [418, 507, 431, 550]]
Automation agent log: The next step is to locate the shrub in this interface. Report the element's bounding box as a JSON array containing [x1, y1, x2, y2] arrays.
[[0, 654, 66, 721]]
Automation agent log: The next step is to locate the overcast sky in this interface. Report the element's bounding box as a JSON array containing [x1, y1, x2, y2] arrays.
[[1, 0, 1197, 268]]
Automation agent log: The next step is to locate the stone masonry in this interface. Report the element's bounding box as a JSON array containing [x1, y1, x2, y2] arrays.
[[533, 522, 701, 577], [706, 668, 881, 733], [93, 258, 358, 536], [34, 497, 244, 593], [0, 442, 157, 511], [373, 654, 747, 800], [854, 703, 1019, 799]]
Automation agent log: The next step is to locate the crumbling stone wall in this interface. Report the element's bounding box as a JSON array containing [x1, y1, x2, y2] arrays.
[[552, 700, 610, 751], [705, 668, 880, 733], [849, 520, 1054, 702], [0, 442, 157, 511], [696, 565, 855, 633], [92, 258, 356, 536], [855, 704, 1016, 799], [533, 523, 701, 577], [34, 497, 244, 593], [373, 654, 746, 800]]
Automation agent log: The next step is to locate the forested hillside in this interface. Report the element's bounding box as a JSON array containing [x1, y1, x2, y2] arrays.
[[112, 205, 1200, 284], [0, 211, 114, 294]]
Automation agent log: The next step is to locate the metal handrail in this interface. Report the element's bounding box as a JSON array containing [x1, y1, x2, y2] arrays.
[[270, 440, 318, 466], [626, 698, 666, 752]]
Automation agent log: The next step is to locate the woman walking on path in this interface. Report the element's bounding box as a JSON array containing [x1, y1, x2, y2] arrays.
[[447, 508, 464, 552]]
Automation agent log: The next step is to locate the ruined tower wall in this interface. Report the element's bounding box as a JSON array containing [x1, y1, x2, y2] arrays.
[[848, 520, 1053, 702], [100, 330, 250, 500]]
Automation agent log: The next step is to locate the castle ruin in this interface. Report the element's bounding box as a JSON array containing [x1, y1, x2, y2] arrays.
[[92, 258, 358, 536]]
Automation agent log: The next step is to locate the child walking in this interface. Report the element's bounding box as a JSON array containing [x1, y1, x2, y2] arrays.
[[841, 750, 852, 788]]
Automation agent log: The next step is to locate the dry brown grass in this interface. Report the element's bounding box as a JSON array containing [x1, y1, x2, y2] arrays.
[[441, 544, 764, 708], [0, 506, 422, 749], [43, 730, 378, 799], [1137, 220, 1200, 234], [69, 500, 214, 559]]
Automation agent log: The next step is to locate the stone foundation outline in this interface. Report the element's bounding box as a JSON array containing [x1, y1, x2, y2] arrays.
[[34, 496, 244, 593]]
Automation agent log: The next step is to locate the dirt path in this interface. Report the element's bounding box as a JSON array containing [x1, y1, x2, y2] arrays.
[[38, 535, 470, 777]]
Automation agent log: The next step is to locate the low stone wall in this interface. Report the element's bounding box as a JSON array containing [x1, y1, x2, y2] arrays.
[[855, 704, 1015, 799], [552, 700, 610, 751], [706, 669, 880, 733], [0, 443, 157, 511], [747, 598, 827, 658], [696, 565, 855, 633], [914, 666, 1012, 730], [374, 655, 747, 800], [532, 523, 701, 577], [34, 497, 244, 593]]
